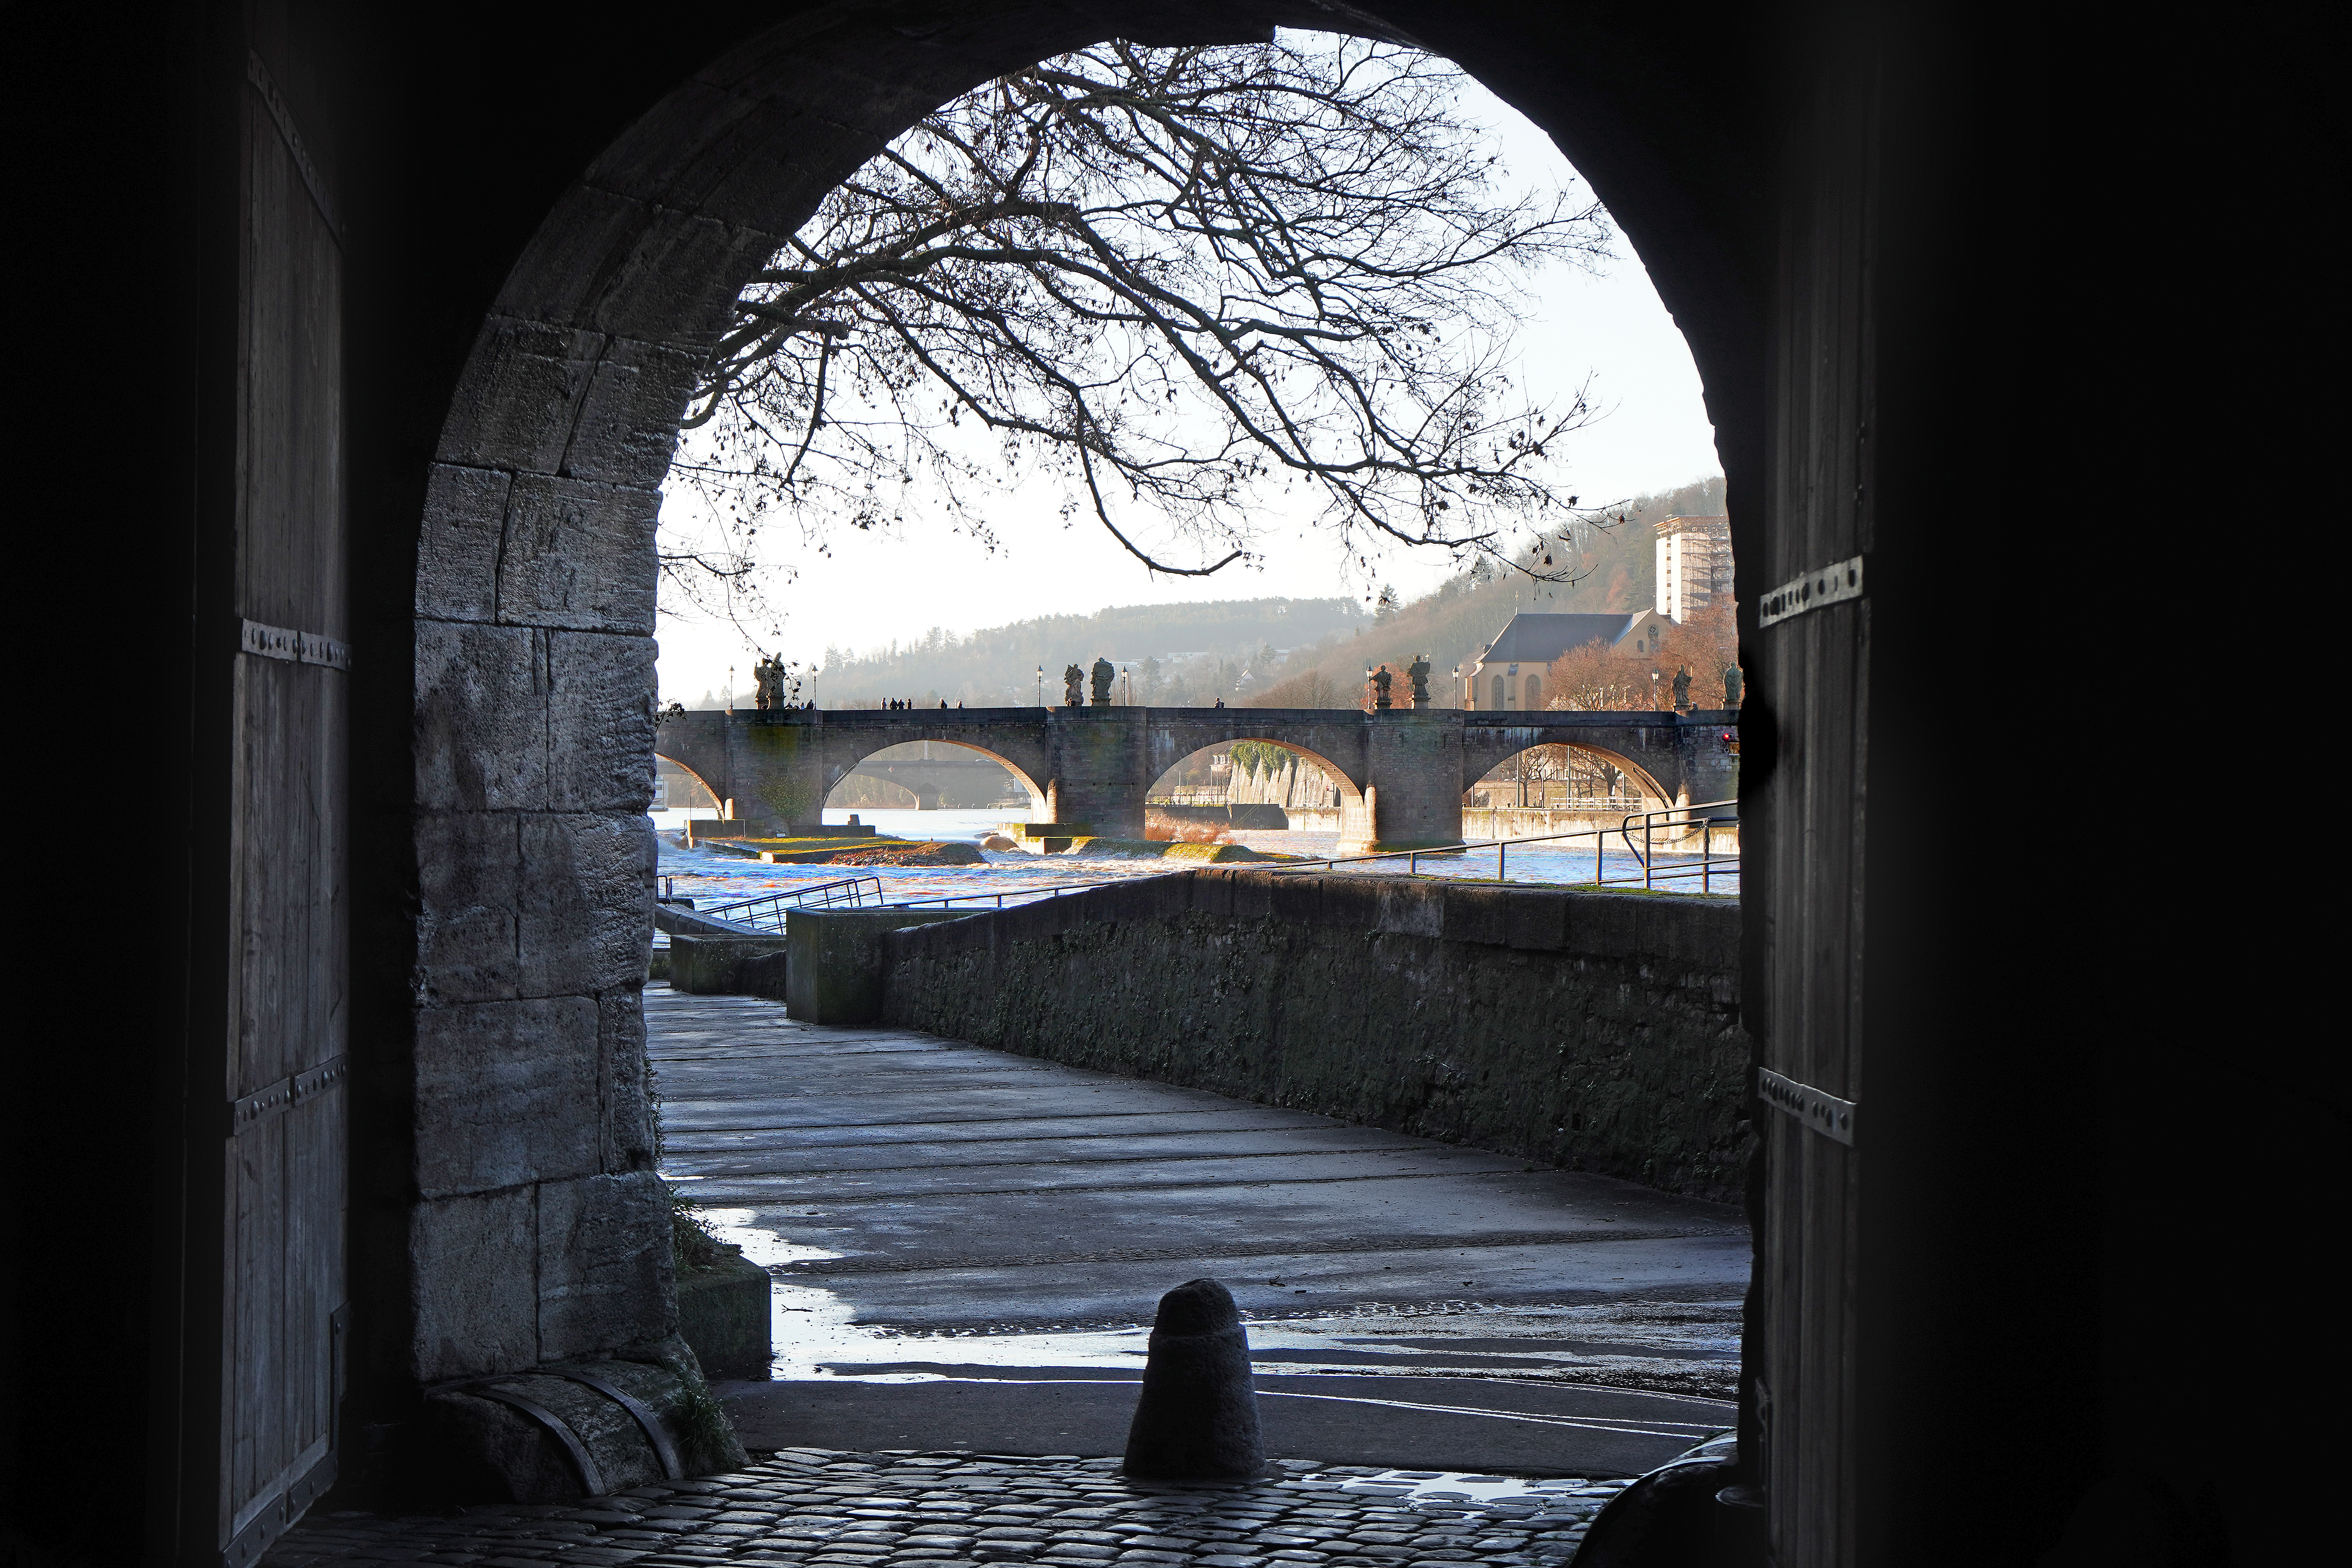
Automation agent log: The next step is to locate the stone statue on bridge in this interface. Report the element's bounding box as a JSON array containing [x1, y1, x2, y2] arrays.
[[751, 654, 785, 711], [1407, 654, 1431, 710], [1724, 662, 1743, 710], [1371, 664, 1393, 710], [1671, 665, 1691, 712], [1091, 657, 1114, 706], [1063, 664, 1084, 707]]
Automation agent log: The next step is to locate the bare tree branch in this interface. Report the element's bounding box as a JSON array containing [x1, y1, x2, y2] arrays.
[[664, 31, 1627, 613]]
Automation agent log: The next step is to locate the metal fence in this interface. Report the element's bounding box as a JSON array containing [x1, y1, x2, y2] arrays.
[[695, 875, 886, 931]]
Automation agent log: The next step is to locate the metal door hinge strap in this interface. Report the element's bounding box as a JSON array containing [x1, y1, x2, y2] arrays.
[[1755, 555, 1864, 628], [229, 1054, 349, 1133], [245, 50, 344, 242], [242, 618, 351, 671], [1757, 1066, 1856, 1145], [433, 1366, 685, 1488], [537, 1367, 686, 1479], [441, 1380, 606, 1497]]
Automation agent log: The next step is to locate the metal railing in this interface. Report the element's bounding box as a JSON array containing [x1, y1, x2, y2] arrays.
[[684, 802, 1737, 933], [885, 875, 1183, 912], [1270, 799, 1740, 893], [1145, 788, 1230, 806], [696, 875, 886, 931], [1466, 795, 1650, 814], [693, 870, 1153, 925]]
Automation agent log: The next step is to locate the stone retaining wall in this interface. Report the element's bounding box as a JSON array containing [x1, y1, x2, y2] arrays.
[[881, 870, 1749, 1202]]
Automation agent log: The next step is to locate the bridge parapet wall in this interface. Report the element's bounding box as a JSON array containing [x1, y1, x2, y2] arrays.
[[880, 869, 1749, 1203]]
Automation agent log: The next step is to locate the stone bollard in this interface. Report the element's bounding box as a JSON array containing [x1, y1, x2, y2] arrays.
[[1123, 1279, 1266, 1479]]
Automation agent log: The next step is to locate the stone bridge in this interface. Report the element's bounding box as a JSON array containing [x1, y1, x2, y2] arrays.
[[656, 706, 1739, 851]]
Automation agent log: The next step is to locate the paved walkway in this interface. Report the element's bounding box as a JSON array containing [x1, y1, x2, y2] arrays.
[[268, 1448, 1634, 1568], [648, 987, 1747, 1477]]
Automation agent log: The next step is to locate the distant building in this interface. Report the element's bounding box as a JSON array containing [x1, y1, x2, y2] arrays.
[[1655, 514, 1732, 623], [1459, 610, 1669, 710]]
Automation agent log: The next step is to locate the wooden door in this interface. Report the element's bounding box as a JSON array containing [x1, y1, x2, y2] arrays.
[[217, 46, 350, 1568], [1751, 63, 1875, 1568]]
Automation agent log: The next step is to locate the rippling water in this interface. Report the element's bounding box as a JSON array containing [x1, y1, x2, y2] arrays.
[[654, 804, 1737, 911]]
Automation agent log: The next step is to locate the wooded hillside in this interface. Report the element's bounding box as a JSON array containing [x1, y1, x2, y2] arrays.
[[678, 474, 1728, 710]]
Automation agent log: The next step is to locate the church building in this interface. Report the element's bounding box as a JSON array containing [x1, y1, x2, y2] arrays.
[[1458, 610, 1670, 710]]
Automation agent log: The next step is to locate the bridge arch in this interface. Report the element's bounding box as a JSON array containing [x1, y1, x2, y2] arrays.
[[822, 738, 1047, 817], [652, 751, 724, 813], [1467, 739, 1673, 810], [1147, 737, 1365, 808], [1148, 736, 1372, 847]]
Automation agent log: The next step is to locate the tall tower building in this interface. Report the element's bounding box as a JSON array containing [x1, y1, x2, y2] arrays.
[[1654, 514, 1733, 622]]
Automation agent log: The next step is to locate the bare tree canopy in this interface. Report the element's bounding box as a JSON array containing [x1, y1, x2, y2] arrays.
[[666, 31, 1617, 621]]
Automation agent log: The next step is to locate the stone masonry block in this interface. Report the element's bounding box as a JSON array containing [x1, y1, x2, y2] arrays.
[[1564, 889, 1645, 960], [489, 183, 663, 330], [496, 475, 660, 633], [1506, 889, 1572, 952], [1228, 870, 1276, 923], [1315, 874, 1382, 933], [518, 813, 656, 998], [1441, 883, 1510, 948], [1265, 873, 1323, 929], [1373, 878, 1443, 938], [548, 632, 659, 811], [436, 316, 605, 473], [577, 77, 763, 207], [599, 991, 656, 1174], [410, 1186, 539, 1383], [414, 811, 523, 1005], [580, 209, 781, 344], [415, 463, 514, 622], [537, 1171, 675, 1362], [413, 997, 603, 1199], [559, 338, 702, 488], [414, 621, 548, 812], [1636, 897, 1740, 969], [1189, 869, 1235, 919]]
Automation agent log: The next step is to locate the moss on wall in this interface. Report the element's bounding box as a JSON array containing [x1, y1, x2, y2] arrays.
[[882, 873, 1749, 1203]]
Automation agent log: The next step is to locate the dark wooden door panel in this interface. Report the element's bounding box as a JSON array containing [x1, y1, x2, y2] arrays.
[[1756, 83, 1875, 1567], [217, 47, 348, 1568]]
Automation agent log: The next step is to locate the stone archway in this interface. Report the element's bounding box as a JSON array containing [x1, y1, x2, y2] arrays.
[[821, 739, 1049, 817], [652, 751, 724, 813], [1145, 737, 1368, 837], [1468, 739, 1674, 811], [401, 0, 1766, 1481]]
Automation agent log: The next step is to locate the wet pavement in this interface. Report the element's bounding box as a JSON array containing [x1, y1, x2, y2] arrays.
[[266, 1448, 1639, 1568], [649, 987, 1747, 1477]]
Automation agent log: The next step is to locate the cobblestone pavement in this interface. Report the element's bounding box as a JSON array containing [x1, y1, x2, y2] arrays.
[[265, 1448, 1635, 1568]]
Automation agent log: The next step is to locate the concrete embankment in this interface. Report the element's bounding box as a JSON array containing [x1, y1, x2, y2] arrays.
[[880, 870, 1748, 1203]]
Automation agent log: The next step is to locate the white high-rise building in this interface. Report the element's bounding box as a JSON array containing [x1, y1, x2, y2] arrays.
[[1655, 514, 1733, 622]]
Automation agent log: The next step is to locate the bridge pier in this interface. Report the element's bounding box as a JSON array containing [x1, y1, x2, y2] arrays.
[[1356, 714, 1467, 850], [1045, 710, 1151, 838]]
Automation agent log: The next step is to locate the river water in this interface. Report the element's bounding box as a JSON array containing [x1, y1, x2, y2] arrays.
[[651, 806, 1738, 911]]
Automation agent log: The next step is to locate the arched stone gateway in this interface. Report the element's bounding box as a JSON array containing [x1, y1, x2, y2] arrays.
[[34, 0, 2274, 1563], [400, 0, 1784, 1540]]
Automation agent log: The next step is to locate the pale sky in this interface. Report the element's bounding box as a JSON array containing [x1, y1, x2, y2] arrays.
[[653, 62, 1721, 704]]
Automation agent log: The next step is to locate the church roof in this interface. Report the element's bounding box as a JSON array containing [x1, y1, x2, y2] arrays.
[[1474, 612, 1641, 666]]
